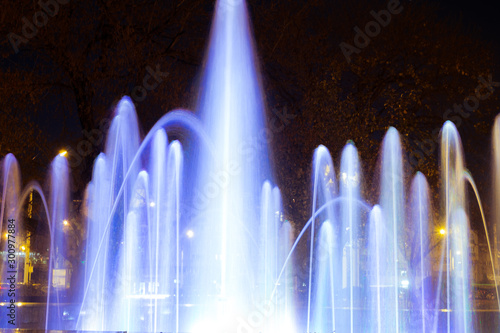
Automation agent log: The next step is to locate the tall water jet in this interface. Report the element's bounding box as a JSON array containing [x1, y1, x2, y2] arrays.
[[310, 220, 335, 333], [147, 134, 183, 333], [78, 97, 141, 331], [272, 186, 283, 306], [339, 141, 362, 332], [0, 154, 21, 269], [0, 154, 21, 328], [408, 172, 432, 332], [0, 155, 21, 239], [379, 127, 405, 332], [122, 170, 151, 331], [46, 154, 70, 329], [278, 219, 295, 331], [450, 208, 471, 332], [191, 0, 273, 326], [259, 181, 278, 305], [367, 205, 386, 333], [493, 115, 500, 279], [309, 145, 337, 332], [121, 137, 183, 332], [101, 97, 141, 330], [440, 121, 471, 332], [80, 154, 109, 330], [256, 183, 290, 331]]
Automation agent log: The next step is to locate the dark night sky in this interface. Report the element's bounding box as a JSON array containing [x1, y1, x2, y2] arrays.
[[7, 0, 500, 138], [434, 0, 500, 50], [53, 0, 500, 148]]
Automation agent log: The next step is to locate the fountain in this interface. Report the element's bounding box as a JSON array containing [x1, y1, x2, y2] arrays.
[[1, 0, 500, 331]]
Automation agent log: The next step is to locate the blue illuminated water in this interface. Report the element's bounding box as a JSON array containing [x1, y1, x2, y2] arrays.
[[1, 0, 499, 331]]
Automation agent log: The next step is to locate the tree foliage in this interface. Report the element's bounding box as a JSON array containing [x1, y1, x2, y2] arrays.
[[1, 0, 212, 184], [252, 0, 499, 228]]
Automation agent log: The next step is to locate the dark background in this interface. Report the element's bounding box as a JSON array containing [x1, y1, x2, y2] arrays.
[[1, 0, 500, 233]]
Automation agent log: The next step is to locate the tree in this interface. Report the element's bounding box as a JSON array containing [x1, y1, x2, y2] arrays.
[[251, 0, 499, 230], [1, 0, 212, 186], [0, 87, 49, 179], [1, 0, 213, 302]]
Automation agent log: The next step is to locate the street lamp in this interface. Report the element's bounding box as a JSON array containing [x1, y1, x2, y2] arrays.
[[439, 228, 446, 235], [186, 230, 194, 238], [59, 150, 68, 157], [63, 220, 69, 226]]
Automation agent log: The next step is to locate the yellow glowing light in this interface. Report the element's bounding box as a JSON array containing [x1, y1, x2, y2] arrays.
[[439, 228, 446, 235], [20, 245, 26, 251], [63, 220, 69, 226], [3, 232, 7, 239], [59, 150, 68, 157], [16, 302, 22, 307]]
